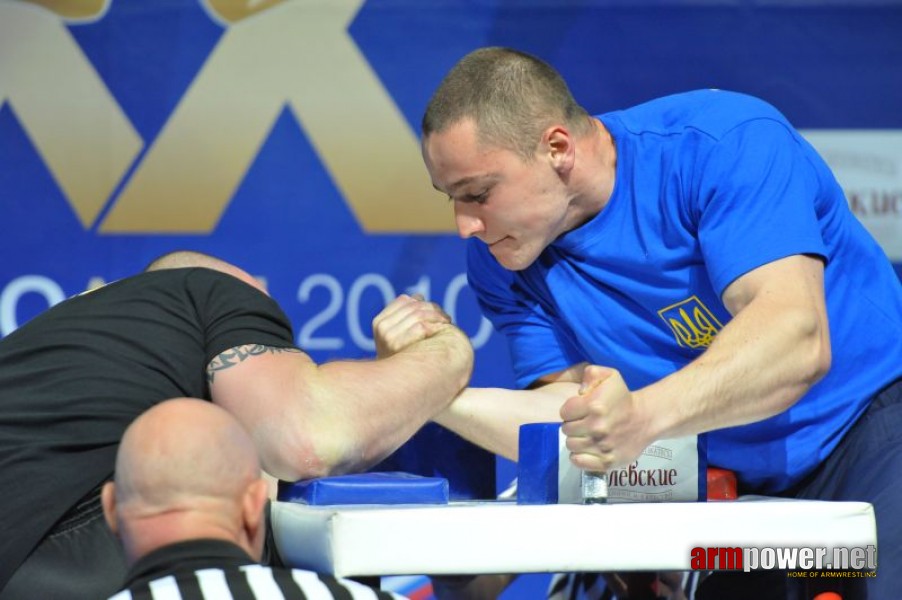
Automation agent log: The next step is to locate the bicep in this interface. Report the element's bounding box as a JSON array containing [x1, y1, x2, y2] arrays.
[[721, 254, 826, 317], [207, 344, 320, 475]]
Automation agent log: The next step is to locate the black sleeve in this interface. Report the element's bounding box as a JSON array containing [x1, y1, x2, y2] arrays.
[[184, 269, 297, 366]]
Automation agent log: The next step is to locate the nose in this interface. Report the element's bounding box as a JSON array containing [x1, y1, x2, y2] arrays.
[[454, 204, 485, 239]]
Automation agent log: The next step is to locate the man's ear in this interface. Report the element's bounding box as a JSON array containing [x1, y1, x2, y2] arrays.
[[101, 481, 118, 535], [242, 478, 271, 561], [543, 125, 575, 175]]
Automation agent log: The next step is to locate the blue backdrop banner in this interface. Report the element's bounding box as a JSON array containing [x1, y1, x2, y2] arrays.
[[1, 4, 900, 593]]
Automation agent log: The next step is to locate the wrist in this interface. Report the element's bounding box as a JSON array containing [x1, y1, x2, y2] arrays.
[[633, 386, 667, 443], [436, 326, 475, 382]]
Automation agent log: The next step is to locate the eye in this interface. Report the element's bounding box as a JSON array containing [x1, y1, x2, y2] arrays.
[[465, 190, 489, 204]]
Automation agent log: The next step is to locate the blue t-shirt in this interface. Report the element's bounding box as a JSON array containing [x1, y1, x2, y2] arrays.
[[468, 89, 902, 493]]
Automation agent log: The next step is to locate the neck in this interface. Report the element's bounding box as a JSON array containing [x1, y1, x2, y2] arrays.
[[121, 511, 255, 566], [566, 116, 617, 230]]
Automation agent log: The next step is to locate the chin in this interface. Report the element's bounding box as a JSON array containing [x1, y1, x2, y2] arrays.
[[493, 250, 537, 272]]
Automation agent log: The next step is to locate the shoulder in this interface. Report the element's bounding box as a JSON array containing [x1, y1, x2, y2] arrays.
[[601, 89, 791, 142], [97, 268, 272, 310], [172, 267, 276, 308]]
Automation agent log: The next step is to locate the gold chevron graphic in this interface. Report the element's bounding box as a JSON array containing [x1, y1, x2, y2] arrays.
[[11, 0, 109, 22], [0, 1, 142, 227]]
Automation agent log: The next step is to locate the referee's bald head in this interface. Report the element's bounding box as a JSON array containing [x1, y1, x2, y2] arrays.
[[102, 398, 269, 564]]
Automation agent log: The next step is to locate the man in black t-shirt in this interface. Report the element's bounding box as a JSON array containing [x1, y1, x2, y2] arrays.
[[0, 250, 473, 599]]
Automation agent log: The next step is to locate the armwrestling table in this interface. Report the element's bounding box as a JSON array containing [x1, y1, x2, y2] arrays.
[[271, 497, 876, 577]]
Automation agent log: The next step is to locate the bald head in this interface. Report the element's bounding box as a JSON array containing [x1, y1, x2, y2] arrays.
[[104, 398, 269, 563], [146, 250, 268, 295], [114, 398, 260, 511]]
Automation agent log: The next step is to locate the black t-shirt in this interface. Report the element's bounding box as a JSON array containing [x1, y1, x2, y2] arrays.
[[0, 268, 295, 585]]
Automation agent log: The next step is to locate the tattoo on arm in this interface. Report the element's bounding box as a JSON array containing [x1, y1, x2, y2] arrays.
[[206, 344, 302, 384]]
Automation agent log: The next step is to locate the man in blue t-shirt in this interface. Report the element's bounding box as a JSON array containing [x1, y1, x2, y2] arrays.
[[413, 46, 902, 599]]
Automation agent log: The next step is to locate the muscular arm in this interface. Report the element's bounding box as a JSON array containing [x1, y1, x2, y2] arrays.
[[563, 254, 832, 470], [436, 255, 830, 473], [644, 254, 830, 435], [208, 306, 473, 482]]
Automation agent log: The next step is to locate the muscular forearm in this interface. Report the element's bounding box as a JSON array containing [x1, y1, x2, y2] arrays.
[[561, 283, 831, 475], [282, 326, 474, 479], [553, 259, 834, 475], [340, 327, 472, 464], [640, 298, 830, 442], [216, 327, 474, 482], [433, 382, 579, 460]]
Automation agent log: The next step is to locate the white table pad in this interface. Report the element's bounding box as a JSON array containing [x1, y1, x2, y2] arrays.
[[271, 497, 876, 577]]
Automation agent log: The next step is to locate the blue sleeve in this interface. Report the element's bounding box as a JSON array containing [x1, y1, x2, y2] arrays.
[[467, 241, 584, 388], [693, 119, 828, 295]]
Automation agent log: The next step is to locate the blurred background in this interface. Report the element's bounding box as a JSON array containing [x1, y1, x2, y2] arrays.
[[1, 0, 900, 597]]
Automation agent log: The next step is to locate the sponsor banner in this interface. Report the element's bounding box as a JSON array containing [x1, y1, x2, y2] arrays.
[[2, 0, 900, 509], [0, 0, 505, 499], [517, 423, 705, 504], [803, 130, 902, 261]]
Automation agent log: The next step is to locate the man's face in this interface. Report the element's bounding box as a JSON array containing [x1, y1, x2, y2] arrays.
[[423, 119, 571, 271]]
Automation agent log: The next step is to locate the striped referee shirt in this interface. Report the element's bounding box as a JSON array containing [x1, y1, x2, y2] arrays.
[[107, 539, 405, 600]]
